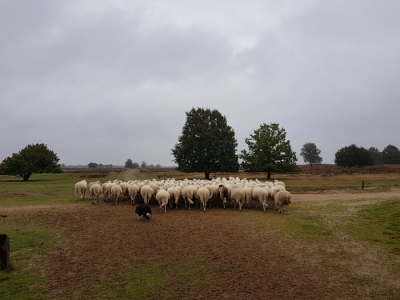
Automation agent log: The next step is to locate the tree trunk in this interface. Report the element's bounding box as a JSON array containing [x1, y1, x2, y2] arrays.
[[23, 172, 31, 181], [267, 171, 271, 180], [205, 172, 210, 180]]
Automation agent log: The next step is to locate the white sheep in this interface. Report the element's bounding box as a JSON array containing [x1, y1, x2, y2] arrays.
[[268, 185, 286, 207], [196, 187, 210, 213], [110, 184, 123, 205], [167, 186, 181, 209], [102, 182, 114, 203], [140, 185, 154, 205], [74, 180, 88, 200], [230, 186, 244, 211], [119, 182, 130, 201], [156, 189, 170, 213], [274, 190, 292, 213], [181, 185, 196, 209], [128, 183, 140, 204], [204, 184, 219, 208], [89, 183, 102, 204], [88, 181, 101, 189], [252, 186, 269, 211], [242, 186, 253, 208]]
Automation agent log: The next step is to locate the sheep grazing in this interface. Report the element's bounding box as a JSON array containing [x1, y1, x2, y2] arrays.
[[110, 184, 123, 205], [156, 189, 170, 213], [196, 187, 210, 213], [268, 185, 286, 207], [89, 183, 102, 204], [140, 185, 154, 205], [252, 186, 269, 212], [75, 180, 88, 200], [167, 186, 181, 209], [135, 204, 152, 221], [181, 185, 196, 209], [274, 190, 292, 213], [230, 186, 244, 211], [119, 182, 130, 201], [128, 183, 140, 204]]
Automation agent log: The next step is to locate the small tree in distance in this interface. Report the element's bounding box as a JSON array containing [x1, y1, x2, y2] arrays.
[[88, 162, 98, 168], [125, 159, 135, 168], [0, 143, 63, 181], [300, 142, 322, 166], [240, 123, 298, 180], [141, 161, 147, 168]]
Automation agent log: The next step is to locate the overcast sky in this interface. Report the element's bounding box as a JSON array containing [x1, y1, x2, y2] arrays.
[[1, 1, 399, 166]]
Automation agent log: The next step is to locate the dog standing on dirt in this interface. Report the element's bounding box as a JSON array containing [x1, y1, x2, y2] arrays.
[[135, 204, 152, 221]]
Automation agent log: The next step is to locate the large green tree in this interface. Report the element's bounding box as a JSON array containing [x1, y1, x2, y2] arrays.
[[382, 144, 400, 164], [239, 123, 298, 180], [0, 143, 62, 181], [172, 107, 239, 180], [334, 144, 374, 167], [300, 142, 323, 166]]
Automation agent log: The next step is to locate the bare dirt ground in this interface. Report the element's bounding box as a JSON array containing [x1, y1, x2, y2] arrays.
[[3, 169, 400, 299]]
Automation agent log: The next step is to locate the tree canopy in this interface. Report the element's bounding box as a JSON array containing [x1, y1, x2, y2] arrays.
[[300, 142, 323, 166], [368, 147, 382, 165], [171, 107, 239, 179], [125, 159, 135, 169], [239, 123, 298, 180], [334, 144, 374, 167], [382, 144, 400, 164], [0, 143, 62, 180]]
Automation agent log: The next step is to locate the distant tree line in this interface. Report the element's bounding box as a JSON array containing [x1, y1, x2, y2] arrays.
[[334, 144, 400, 167], [1, 108, 400, 181], [88, 162, 114, 168]]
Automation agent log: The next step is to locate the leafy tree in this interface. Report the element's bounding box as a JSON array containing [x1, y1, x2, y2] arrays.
[[300, 142, 323, 166], [88, 162, 98, 168], [368, 147, 382, 165], [334, 144, 374, 167], [141, 161, 147, 168], [125, 159, 134, 168], [132, 162, 139, 169], [172, 107, 239, 180], [0, 143, 62, 181], [239, 123, 298, 180], [382, 145, 400, 164]]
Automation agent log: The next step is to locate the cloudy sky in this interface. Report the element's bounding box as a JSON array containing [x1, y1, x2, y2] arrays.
[[1, 1, 399, 166]]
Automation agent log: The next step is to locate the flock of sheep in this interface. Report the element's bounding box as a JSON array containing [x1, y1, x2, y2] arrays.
[[74, 177, 292, 214]]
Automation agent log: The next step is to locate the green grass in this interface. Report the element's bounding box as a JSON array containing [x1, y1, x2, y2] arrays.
[[0, 224, 56, 300], [343, 198, 400, 255]]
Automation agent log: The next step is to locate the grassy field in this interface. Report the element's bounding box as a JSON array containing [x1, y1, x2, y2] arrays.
[[0, 166, 400, 299]]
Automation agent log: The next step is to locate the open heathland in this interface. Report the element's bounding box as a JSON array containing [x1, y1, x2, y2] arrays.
[[0, 165, 400, 299]]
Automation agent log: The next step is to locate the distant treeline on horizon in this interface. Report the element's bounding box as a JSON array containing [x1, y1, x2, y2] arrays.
[[60, 165, 178, 169]]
